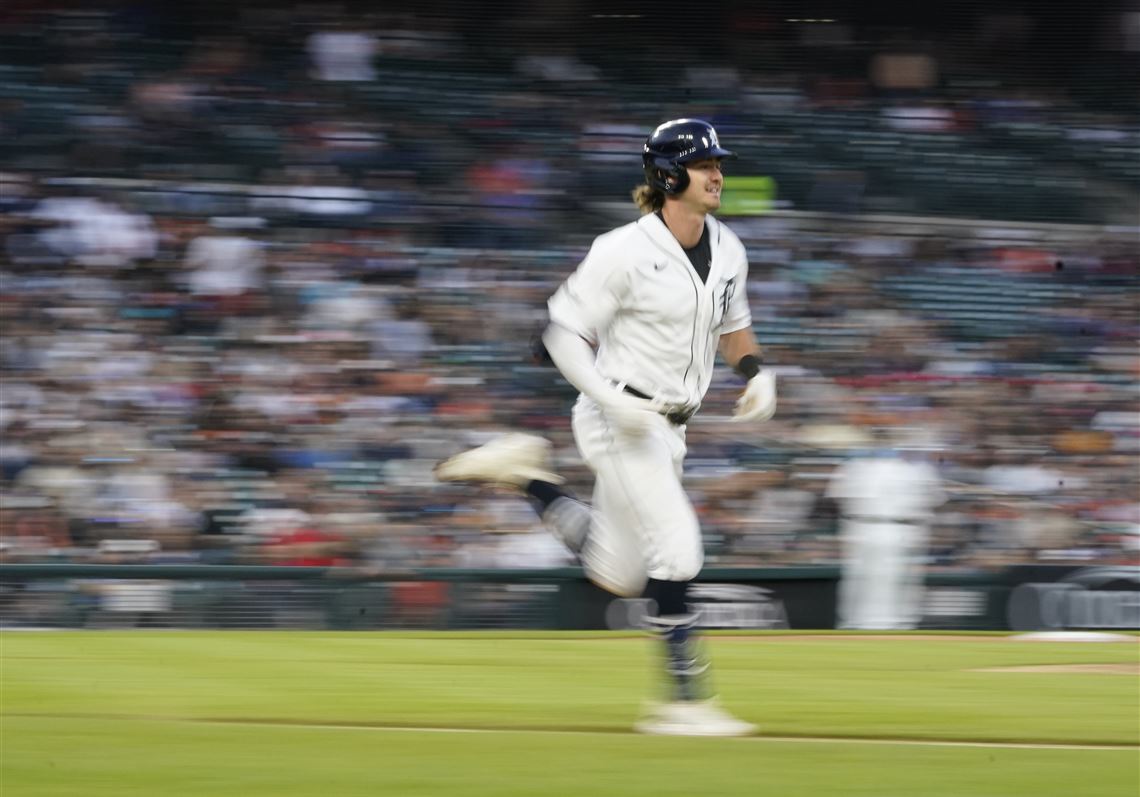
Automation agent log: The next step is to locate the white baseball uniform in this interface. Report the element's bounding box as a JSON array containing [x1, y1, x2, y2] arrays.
[[827, 454, 946, 629], [545, 212, 752, 595]]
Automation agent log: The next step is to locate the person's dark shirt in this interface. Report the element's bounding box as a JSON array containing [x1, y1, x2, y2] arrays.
[[657, 211, 711, 283]]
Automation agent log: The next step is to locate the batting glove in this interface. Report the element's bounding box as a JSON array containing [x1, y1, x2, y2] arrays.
[[732, 370, 777, 423], [601, 391, 661, 435]]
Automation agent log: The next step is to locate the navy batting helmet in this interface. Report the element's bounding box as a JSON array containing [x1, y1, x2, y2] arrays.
[[642, 118, 735, 196]]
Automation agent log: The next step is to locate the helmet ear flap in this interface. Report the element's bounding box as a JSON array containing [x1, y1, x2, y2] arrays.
[[662, 163, 689, 195], [646, 157, 689, 196]]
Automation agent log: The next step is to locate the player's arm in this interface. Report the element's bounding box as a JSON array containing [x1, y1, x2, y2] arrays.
[[543, 241, 658, 431], [718, 327, 762, 373], [719, 327, 777, 423], [542, 323, 660, 434], [718, 236, 777, 423]]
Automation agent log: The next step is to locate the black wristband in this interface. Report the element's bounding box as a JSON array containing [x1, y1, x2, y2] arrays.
[[734, 353, 762, 380]]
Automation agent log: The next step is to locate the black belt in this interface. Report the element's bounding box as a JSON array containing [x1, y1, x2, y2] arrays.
[[623, 386, 696, 426]]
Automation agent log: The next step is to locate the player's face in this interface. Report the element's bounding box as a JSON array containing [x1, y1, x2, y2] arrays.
[[681, 158, 724, 212]]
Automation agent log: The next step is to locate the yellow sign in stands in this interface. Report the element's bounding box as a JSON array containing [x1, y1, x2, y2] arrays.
[[720, 175, 777, 216]]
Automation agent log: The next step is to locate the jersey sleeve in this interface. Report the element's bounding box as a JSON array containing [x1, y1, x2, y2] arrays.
[[720, 239, 752, 335], [547, 238, 626, 344]]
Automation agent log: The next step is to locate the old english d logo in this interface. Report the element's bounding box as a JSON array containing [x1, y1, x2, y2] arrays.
[[720, 277, 736, 318]]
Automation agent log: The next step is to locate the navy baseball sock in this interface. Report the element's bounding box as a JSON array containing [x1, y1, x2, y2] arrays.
[[524, 479, 569, 512], [525, 481, 589, 554], [644, 579, 711, 702], [645, 578, 687, 616]]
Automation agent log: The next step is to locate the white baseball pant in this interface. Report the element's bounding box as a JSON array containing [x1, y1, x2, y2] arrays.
[[838, 518, 928, 630], [547, 395, 704, 597]]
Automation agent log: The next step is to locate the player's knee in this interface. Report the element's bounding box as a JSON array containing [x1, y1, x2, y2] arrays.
[[588, 563, 647, 598], [670, 553, 702, 583], [653, 543, 703, 583]]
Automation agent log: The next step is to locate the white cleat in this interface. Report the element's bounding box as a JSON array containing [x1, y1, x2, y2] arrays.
[[634, 699, 757, 737], [434, 433, 564, 488]]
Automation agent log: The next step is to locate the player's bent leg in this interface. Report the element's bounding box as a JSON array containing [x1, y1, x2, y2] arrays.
[[646, 533, 703, 583], [579, 514, 649, 597], [578, 433, 701, 589], [433, 433, 564, 487], [437, 433, 601, 559], [584, 562, 647, 598], [539, 495, 593, 555]]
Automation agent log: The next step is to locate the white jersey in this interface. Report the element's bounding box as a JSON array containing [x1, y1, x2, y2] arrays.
[[827, 455, 946, 522], [548, 213, 752, 409]]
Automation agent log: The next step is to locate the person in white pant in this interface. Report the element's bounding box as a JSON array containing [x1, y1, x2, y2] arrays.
[[826, 442, 946, 630], [436, 119, 777, 736]]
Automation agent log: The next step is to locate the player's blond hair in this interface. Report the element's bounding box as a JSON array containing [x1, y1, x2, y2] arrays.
[[631, 183, 665, 214]]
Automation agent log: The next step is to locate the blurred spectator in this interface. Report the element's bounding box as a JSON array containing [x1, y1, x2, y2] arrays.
[[32, 191, 157, 268], [0, 0, 1135, 583], [184, 217, 266, 296], [307, 22, 377, 82]]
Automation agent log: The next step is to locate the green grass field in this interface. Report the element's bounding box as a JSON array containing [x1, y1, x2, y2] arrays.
[[2, 631, 1137, 796]]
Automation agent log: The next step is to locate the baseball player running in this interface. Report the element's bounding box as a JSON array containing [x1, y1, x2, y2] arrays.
[[436, 119, 777, 736]]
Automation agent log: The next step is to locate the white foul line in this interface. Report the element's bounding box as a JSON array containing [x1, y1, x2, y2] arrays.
[[189, 718, 1138, 752]]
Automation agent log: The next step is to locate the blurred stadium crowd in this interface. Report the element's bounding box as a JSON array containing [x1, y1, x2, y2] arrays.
[[1, 2, 1137, 573]]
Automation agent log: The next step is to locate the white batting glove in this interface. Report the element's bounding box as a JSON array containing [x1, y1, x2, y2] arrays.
[[732, 370, 777, 423], [600, 391, 660, 435]]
